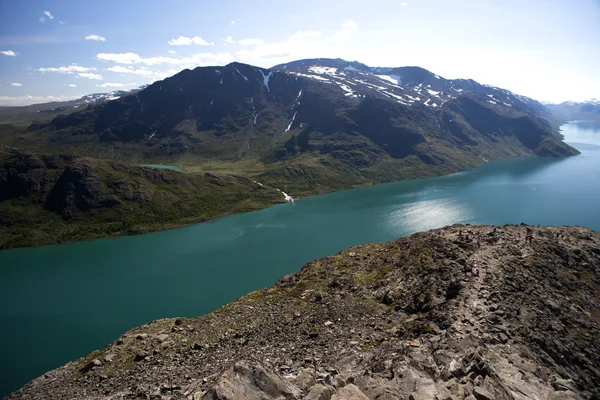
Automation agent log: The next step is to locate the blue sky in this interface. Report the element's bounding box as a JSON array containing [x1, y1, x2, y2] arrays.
[[0, 0, 599, 106]]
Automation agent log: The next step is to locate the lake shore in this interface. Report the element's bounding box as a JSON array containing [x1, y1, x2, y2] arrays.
[[0, 151, 571, 251], [1, 122, 599, 398], [5, 224, 599, 400]]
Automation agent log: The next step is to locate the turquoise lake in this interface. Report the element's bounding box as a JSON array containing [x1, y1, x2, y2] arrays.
[[1, 121, 599, 397]]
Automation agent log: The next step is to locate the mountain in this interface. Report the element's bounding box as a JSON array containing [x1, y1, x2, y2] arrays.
[[0, 145, 284, 249], [0, 59, 578, 197], [271, 58, 547, 115], [545, 99, 600, 125], [6, 224, 600, 399], [0, 86, 147, 125]]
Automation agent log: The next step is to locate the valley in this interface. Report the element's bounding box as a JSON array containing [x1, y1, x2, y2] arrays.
[[1, 120, 599, 398], [2, 0, 599, 398], [0, 59, 582, 249]]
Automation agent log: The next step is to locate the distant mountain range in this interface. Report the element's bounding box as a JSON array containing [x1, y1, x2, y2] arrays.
[[544, 98, 600, 124], [0, 86, 148, 123]]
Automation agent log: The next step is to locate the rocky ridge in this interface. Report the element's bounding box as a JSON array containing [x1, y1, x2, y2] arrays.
[[6, 224, 599, 399]]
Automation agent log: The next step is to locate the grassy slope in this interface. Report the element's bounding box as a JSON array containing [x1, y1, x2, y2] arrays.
[[0, 146, 284, 249]]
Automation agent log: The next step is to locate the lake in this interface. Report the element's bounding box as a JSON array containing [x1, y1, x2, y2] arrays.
[[1, 121, 599, 397]]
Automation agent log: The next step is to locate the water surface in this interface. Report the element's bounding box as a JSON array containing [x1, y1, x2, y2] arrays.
[[142, 164, 185, 172], [1, 121, 599, 397]]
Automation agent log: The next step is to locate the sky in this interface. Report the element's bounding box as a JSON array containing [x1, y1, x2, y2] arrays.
[[0, 0, 599, 106]]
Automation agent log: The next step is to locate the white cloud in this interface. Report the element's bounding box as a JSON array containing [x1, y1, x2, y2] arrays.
[[39, 17, 45, 23], [68, 84, 77, 87], [168, 50, 176, 54], [107, 66, 153, 76], [0, 95, 81, 106], [59, 20, 66, 24], [230, 20, 236, 25], [327, 20, 358, 42], [238, 38, 264, 46], [168, 36, 214, 46], [96, 82, 137, 88], [44, 11, 54, 20], [153, 69, 179, 80], [97, 52, 142, 64], [232, 22, 359, 67], [222, 36, 236, 44], [78, 72, 103, 80], [1, 50, 17, 56], [11, 82, 23, 87], [85, 34, 106, 41], [290, 31, 322, 40], [401, 2, 409, 5], [97, 51, 234, 69], [234, 30, 325, 64], [38, 65, 96, 73]]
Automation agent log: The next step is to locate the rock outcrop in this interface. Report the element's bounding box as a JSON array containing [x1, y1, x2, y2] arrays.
[[5, 224, 600, 399]]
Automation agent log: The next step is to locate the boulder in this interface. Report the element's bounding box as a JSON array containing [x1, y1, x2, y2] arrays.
[[202, 361, 299, 400], [156, 333, 169, 343], [331, 384, 369, 400], [305, 384, 332, 400], [473, 387, 493, 400]]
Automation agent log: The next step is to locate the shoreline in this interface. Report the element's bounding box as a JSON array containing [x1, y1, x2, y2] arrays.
[[5, 224, 599, 399], [0, 150, 578, 252]]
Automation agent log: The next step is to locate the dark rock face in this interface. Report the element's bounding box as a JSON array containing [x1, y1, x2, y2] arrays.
[[45, 159, 120, 216], [0, 152, 69, 202], [6, 224, 599, 400]]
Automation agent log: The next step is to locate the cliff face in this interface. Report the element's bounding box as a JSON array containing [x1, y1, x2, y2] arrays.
[[6, 224, 599, 399]]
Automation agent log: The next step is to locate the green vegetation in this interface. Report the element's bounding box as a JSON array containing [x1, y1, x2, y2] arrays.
[[0, 146, 283, 249]]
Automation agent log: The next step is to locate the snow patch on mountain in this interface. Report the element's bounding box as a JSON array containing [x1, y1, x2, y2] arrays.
[[259, 70, 272, 92], [376, 75, 400, 86], [293, 72, 330, 82], [308, 66, 338, 75], [285, 111, 297, 132], [383, 91, 408, 105], [234, 67, 249, 82], [336, 82, 357, 97]]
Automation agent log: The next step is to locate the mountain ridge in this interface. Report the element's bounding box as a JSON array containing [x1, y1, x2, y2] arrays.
[[5, 224, 599, 399], [0, 58, 578, 198]]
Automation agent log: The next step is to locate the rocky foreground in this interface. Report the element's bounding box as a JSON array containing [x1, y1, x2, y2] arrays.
[[7, 224, 600, 400]]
